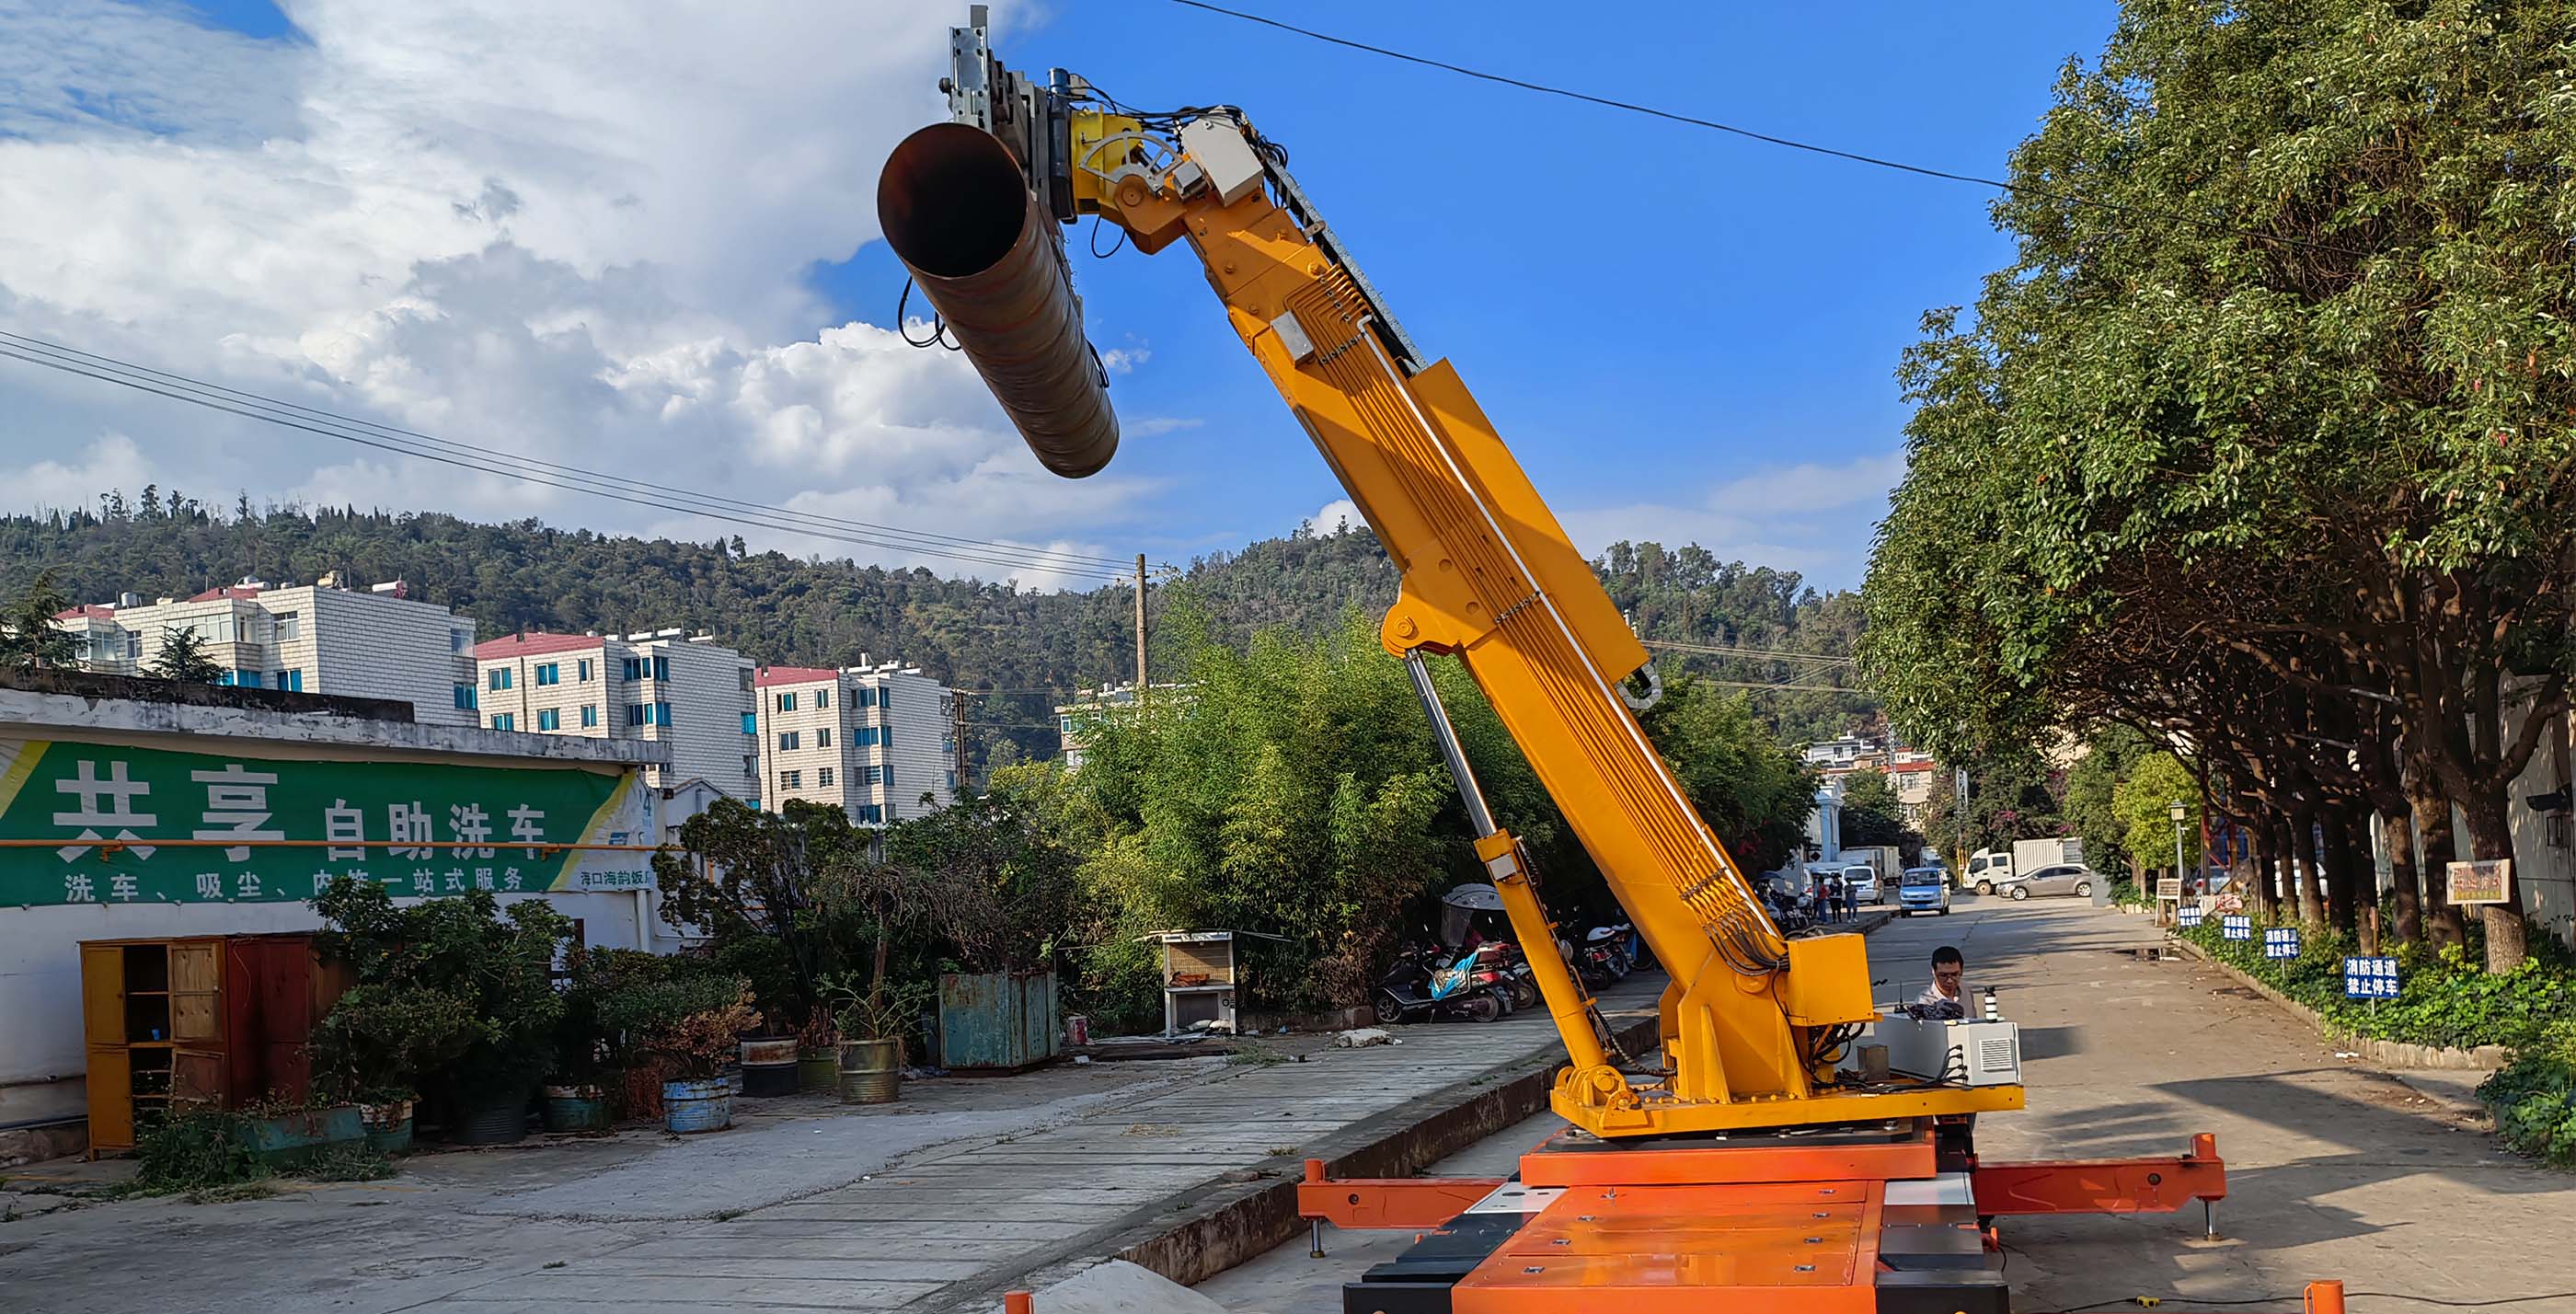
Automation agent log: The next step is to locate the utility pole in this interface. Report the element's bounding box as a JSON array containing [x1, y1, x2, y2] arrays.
[[1133, 553, 1148, 706]]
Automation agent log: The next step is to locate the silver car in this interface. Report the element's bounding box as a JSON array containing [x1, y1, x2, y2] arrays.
[[1997, 863, 2096, 900]]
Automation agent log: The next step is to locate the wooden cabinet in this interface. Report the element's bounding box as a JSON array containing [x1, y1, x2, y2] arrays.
[[77, 934, 348, 1155]]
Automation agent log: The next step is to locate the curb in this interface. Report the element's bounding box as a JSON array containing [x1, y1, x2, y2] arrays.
[[2166, 937, 2512, 1071]]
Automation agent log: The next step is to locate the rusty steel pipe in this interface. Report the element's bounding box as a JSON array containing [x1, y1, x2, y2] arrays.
[[877, 122, 1119, 478]]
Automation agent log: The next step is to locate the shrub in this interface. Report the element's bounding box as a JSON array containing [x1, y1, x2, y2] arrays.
[[134, 1111, 265, 1194]]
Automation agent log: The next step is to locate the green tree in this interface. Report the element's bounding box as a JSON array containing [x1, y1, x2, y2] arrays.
[[2111, 753, 2201, 881], [653, 798, 874, 1031], [2061, 728, 2151, 879], [1838, 768, 1918, 849], [1, 569, 77, 670], [1635, 672, 1821, 875], [1862, 0, 2575, 968], [149, 626, 224, 682]]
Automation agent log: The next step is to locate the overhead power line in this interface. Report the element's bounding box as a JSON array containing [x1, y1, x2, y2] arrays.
[[0, 330, 1158, 581], [1642, 638, 1855, 665], [1159, 0, 2365, 259]]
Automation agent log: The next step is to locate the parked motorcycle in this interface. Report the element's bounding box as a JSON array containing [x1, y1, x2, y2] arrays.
[[1473, 939, 1542, 1011], [1374, 943, 1506, 1024]]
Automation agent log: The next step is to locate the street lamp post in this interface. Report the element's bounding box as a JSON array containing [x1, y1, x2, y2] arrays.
[[2168, 800, 2189, 893]]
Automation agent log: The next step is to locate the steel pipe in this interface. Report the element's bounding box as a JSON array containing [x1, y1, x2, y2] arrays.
[[877, 121, 1120, 478]]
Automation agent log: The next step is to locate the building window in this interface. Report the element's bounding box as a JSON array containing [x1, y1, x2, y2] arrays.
[[622, 656, 644, 680], [946, 769, 958, 791], [627, 703, 647, 727], [537, 708, 561, 731], [492, 712, 516, 731], [536, 663, 559, 686], [883, 763, 894, 790], [276, 669, 301, 692], [781, 769, 801, 790], [742, 712, 757, 734], [855, 726, 880, 748], [857, 804, 884, 824], [778, 731, 800, 751], [454, 685, 477, 710], [654, 700, 672, 727], [451, 630, 469, 653], [126, 633, 143, 660], [864, 765, 882, 785], [652, 655, 670, 682], [1060, 716, 1076, 735], [273, 611, 301, 641], [859, 686, 878, 708], [581, 704, 599, 728], [818, 767, 835, 788], [489, 668, 512, 691], [578, 658, 593, 681], [226, 670, 263, 688], [815, 687, 831, 709], [815, 727, 833, 749], [776, 691, 796, 712], [738, 669, 753, 691]]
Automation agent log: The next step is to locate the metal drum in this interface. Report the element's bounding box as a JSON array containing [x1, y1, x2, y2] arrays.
[[837, 1039, 902, 1105]]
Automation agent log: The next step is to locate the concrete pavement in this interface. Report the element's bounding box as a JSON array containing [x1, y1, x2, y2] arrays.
[[1205, 899, 2576, 1313], [0, 974, 1663, 1314]]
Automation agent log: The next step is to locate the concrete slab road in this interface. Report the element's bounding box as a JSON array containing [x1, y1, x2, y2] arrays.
[[1206, 899, 2576, 1313]]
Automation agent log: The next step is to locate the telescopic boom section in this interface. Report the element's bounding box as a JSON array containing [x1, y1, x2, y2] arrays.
[[878, 19, 2019, 1139]]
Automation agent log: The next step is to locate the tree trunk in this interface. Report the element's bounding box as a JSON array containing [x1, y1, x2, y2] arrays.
[[2290, 809, 2322, 925], [2248, 813, 2280, 920], [2457, 786, 2527, 973], [2317, 807, 2353, 930], [2384, 809, 2421, 945], [2408, 757, 2465, 948]]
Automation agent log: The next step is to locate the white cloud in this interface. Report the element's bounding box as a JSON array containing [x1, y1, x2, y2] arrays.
[[1307, 498, 1362, 536], [0, 1, 1155, 589], [1557, 450, 1904, 589], [0, 433, 151, 513]]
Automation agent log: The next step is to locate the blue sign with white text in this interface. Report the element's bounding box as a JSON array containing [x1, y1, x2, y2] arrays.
[[2263, 927, 2301, 960], [2222, 914, 2252, 941], [2343, 956, 2399, 999]]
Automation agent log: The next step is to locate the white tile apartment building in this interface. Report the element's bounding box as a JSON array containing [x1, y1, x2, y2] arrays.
[[753, 660, 960, 825], [473, 629, 757, 799], [52, 575, 479, 726]]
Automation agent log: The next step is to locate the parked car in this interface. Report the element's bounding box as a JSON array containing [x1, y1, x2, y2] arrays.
[[1995, 863, 2097, 901], [1895, 866, 1951, 916], [1838, 863, 1881, 904]]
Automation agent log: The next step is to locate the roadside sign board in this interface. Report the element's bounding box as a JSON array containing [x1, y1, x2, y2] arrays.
[[2155, 877, 2182, 901], [0, 736, 654, 905], [2177, 905, 2205, 928], [2222, 914, 2251, 941], [2263, 927, 2301, 960], [2446, 859, 2513, 905], [2344, 956, 2399, 999]]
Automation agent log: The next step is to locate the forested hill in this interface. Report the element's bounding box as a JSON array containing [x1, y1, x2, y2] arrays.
[[0, 499, 1874, 766]]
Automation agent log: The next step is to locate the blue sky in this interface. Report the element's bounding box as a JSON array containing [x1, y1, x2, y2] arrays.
[[4, 2, 2116, 592]]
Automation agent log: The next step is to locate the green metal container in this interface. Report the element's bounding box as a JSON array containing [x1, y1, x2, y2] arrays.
[[236, 1104, 363, 1167], [541, 1086, 609, 1132], [937, 970, 1061, 1071]]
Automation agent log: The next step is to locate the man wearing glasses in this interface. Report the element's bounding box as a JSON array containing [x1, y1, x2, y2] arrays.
[[1915, 945, 1967, 1020]]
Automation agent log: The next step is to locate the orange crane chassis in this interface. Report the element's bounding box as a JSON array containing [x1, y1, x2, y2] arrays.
[[1303, 1122, 2237, 1314]]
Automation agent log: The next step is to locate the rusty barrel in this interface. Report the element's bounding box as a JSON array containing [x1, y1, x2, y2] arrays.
[[877, 121, 1119, 478]]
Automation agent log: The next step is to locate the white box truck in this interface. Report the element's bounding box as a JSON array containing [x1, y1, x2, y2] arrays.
[[1964, 838, 2084, 893]]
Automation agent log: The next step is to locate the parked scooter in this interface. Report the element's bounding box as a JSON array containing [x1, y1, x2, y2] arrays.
[[1374, 942, 1506, 1024], [1473, 939, 1542, 1011]]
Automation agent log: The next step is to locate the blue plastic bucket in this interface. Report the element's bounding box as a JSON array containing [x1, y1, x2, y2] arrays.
[[661, 1078, 733, 1134]]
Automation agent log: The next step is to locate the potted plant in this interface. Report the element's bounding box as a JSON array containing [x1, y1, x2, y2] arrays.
[[307, 986, 476, 1154], [546, 947, 661, 1132], [309, 881, 569, 1147], [794, 1016, 840, 1094], [822, 974, 930, 1105], [612, 974, 760, 1134]]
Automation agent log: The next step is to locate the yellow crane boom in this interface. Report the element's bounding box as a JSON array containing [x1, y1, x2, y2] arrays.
[[877, 11, 2018, 1141]]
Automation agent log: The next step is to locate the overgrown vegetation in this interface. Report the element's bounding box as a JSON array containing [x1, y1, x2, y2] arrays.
[[310, 882, 571, 1112], [2177, 914, 2576, 1054], [2481, 1040, 2576, 1168]]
